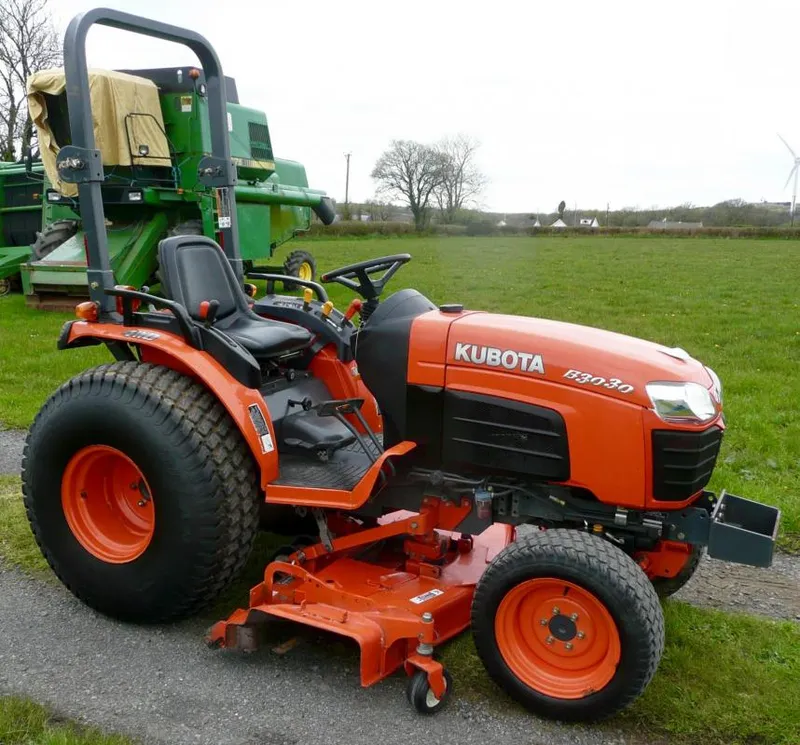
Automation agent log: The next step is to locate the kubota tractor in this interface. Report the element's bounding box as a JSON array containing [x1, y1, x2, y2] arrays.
[[23, 9, 780, 722]]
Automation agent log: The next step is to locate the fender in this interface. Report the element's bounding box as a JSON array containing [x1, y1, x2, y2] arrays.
[[61, 320, 279, 489]]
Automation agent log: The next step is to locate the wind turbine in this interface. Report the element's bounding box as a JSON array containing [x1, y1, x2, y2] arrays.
[[778, 133, 800, 226]]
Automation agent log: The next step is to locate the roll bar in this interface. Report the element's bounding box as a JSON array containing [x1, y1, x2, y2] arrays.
[[56, 8, 242, 314]]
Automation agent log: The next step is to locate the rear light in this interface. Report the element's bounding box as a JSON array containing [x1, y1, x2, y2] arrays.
[[75, 301, 98, 321], [114, 286, 141, 315]]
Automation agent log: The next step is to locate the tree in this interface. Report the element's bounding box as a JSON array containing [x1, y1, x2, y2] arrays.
[[371, 140, 446, 230], [433, 134, 486, 223], [0, 0, 61, 162], [557, 200, 566, 219]]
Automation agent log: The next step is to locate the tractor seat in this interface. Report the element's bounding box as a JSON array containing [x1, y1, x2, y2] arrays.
[[157, 236, 313, 360]]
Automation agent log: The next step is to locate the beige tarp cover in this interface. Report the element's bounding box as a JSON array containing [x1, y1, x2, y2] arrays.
[[27, 68, 171, 196]]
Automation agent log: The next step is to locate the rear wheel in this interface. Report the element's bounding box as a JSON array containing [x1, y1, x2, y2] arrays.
[[471, 529, 664, 722], [22, 362, 261, 622], [283, 250, 317, 291]]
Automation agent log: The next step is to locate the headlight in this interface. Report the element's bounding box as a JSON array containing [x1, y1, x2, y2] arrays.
[[646, 381, 717, 424], [705, 366, 723, 405]]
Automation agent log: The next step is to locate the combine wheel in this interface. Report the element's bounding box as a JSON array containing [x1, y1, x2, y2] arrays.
[[406, 669, 453, 714], [471, 529, 664, 722], [283, 249, 317, 290], [22, 362, 261, 623], [31, 219, 79, 260]]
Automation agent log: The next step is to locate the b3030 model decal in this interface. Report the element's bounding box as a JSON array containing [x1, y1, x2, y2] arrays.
[[563, 368, 635, 393], [453, 342, 545, 374]]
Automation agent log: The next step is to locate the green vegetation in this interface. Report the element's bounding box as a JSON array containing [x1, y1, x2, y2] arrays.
[[3, 236, 797, 544], [0, 696, 133, 745]]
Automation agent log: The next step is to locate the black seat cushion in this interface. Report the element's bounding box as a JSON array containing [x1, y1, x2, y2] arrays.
[[158, 236, 313, 360]]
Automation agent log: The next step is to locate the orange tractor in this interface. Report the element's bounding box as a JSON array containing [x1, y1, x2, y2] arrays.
[[24, 9, 780, 722]]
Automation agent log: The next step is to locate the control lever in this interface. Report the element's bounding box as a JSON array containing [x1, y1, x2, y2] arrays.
[[342, 298, 363, 327], [198, 299, 220, 327], [288, 397, 313, 411], [302, 287, 313, 312]]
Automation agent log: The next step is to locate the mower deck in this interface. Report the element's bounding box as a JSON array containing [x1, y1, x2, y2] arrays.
[[208, 509, 514, 697]]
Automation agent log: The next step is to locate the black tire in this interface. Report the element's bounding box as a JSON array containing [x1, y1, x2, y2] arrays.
[[471, 529, 664, 722], [22, 362, 260, 623], [406, 669, 453, 714], [651, 544, 704, 598], [0, 277, 12, 297], [168, 219, 203, 237], [31, 219, 79, 260], [282, 249, 317, 291]]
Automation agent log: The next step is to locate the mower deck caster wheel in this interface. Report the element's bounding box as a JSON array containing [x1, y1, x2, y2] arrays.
[[406, 669, 453, 714]]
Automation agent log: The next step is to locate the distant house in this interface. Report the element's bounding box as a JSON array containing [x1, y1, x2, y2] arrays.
[[531, 218, 542, 227], [551, 218, 567, 228], [579, 217, 600, 228], [647, 219, 703, 230]]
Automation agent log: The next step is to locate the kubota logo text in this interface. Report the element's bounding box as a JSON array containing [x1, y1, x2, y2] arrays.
[[453, 342, 545, 374]]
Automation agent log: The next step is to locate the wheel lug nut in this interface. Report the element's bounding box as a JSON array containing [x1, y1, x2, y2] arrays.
[[577, 631, 585, 640], [80, 491, 87, 499], [570, 613, 579, 621], [552, 606, 560, 615], [565, 642, 573, 651], [130, 482, 138, 490], [540, 619, 548, 626], [137, 500, 146, 508], [545, 636, 554, 645]]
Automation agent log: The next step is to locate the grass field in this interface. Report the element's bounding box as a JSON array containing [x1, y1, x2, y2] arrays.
[[2, 235, 798, 542]]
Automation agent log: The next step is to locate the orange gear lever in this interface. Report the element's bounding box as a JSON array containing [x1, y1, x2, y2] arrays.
[[343, 298, 363, 323], [302, 288, 313, 312]]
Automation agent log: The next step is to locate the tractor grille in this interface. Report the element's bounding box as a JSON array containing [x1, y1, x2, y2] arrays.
[[248, 121, 273, 162], [443, 391, 570, 480], [651, 427, 723, 501]]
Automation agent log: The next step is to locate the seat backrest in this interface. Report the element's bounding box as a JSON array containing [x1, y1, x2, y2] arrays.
[[158, 235, 248, 321]]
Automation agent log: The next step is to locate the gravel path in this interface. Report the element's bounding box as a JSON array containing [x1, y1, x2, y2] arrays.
[[0, 426, 25, 476], [0, 564, 640, 745]]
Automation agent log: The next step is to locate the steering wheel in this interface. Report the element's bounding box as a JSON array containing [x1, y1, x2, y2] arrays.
[[320, 254, 411, 300]]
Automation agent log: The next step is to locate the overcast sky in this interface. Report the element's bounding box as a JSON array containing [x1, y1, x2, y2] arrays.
[[51, 0, 800, 213]]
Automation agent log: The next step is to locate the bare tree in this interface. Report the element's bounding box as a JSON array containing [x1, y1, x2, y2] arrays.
[[0, 0, 61, 161], [371, 140, 446, 230], [433, 135, 486, 223]]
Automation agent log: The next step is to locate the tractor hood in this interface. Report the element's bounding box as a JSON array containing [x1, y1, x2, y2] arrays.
[[445, 312, 715, 408]]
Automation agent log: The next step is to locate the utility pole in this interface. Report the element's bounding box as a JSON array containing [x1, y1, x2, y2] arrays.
[[606, 202, 610, 226], [344, 152, 352, 218]]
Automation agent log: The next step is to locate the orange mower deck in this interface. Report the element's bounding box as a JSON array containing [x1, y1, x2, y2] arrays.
[[208, 504, 514, 696]]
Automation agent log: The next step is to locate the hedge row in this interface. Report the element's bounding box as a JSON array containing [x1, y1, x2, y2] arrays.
[[304, 221, 800, 240]]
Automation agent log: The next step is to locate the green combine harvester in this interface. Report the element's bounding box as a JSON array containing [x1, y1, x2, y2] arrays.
[[0, 65, 335, 307]]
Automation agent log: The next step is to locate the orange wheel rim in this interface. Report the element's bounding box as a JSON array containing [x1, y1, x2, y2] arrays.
[[61, 445, 155, 564], [495, 578, 621, 699]]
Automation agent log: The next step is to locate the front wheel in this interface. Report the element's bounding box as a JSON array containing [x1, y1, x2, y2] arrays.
[[22, 362, 261, 623], [471, 529, 664, 722]]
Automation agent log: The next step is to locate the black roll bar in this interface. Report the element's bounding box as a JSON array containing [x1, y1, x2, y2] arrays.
[[56, 8, 242, 315]]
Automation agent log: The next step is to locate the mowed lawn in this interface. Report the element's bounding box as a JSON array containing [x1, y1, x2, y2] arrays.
[[2, 235, 798, 542]]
